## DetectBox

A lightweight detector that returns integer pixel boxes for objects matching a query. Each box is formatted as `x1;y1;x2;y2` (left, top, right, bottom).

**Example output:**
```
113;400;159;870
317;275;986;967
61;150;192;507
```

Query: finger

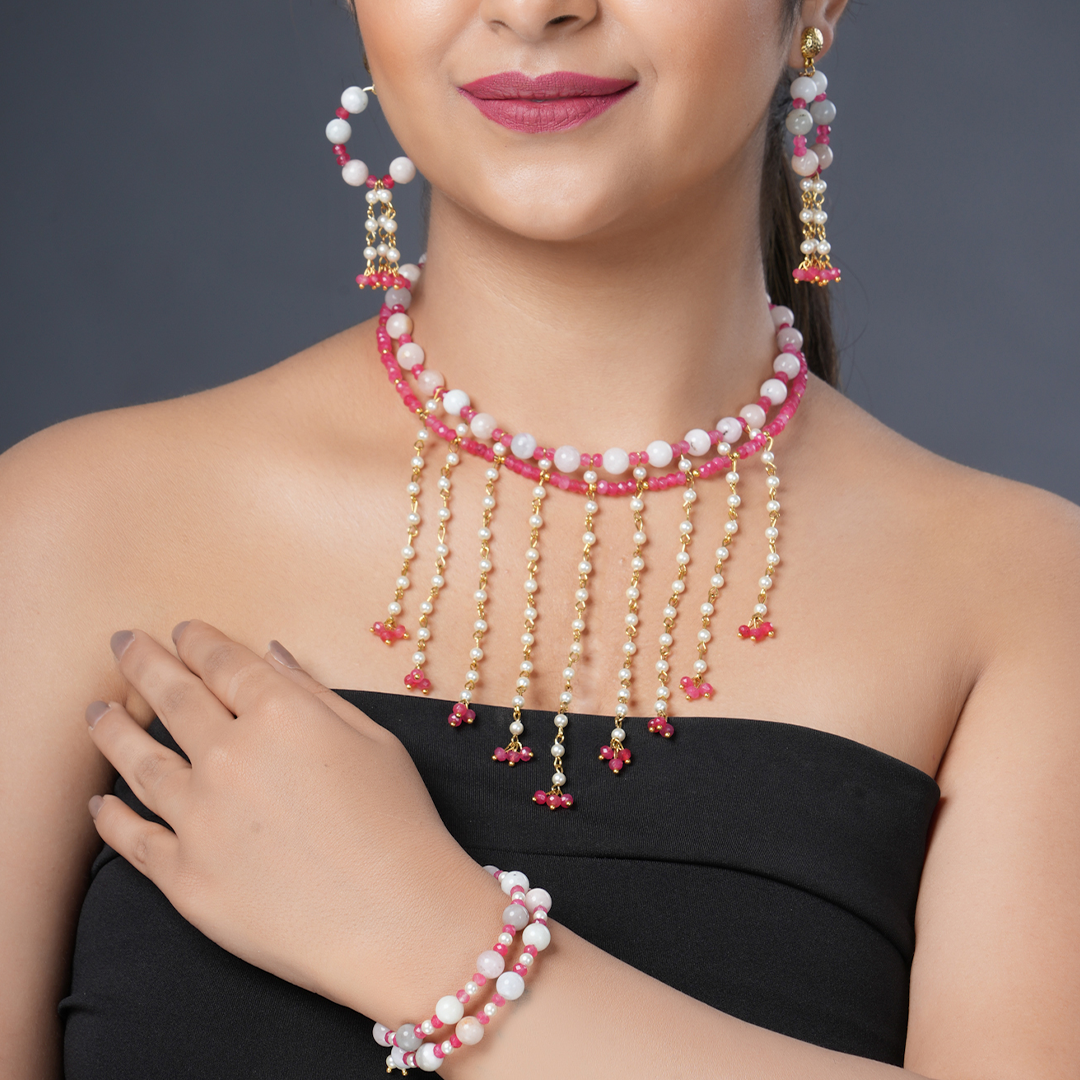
87;700;191;821
90;792;181;887
171;620;297;719
111;628;234;753
265;640;386;738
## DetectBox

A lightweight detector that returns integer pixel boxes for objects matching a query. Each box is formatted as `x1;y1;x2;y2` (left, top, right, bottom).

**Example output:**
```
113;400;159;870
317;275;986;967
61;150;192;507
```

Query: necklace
365;254;807;809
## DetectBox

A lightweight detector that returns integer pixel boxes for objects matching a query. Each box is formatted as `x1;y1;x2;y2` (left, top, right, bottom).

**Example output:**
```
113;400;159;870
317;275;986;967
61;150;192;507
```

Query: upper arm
0;421;131;1078
904;493;1080;1078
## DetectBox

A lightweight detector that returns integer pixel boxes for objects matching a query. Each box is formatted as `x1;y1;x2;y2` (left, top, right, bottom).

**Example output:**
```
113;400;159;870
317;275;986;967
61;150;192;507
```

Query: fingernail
171;621;191;645
85;701;110;728
88;795;104;819
268;640;301;669
110;631;135;660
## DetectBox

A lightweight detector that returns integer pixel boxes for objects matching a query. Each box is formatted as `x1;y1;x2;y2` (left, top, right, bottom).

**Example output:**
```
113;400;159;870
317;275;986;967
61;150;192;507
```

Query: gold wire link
496;466;550;761
739;436;780;642
452;446;506;725
684;459;741;698
405;439;462;691
358;178;402;284
648;460;697;735
539;479;598;803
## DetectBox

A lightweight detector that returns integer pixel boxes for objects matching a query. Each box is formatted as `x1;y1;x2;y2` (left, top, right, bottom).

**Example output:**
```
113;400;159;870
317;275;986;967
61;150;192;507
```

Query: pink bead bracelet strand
372;868;552;1074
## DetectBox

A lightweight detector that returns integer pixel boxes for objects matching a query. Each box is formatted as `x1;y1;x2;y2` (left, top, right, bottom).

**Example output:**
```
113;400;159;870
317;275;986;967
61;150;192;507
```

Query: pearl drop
611;727;626;741
603;447;630;476
740;404;767;429
790;75;819;102
389;156;417;184
325;118;352;144
760;378;788;405
495;972;526;1001
442;388;470;416
552;771;566;785
341;159;369;186
646;440;673;468
340;86;369;114
791;149;820;177
684;428;711;456
694;659;708;673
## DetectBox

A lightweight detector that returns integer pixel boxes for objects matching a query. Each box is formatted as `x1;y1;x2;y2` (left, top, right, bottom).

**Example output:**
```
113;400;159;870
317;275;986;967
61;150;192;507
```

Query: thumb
265;639;370;733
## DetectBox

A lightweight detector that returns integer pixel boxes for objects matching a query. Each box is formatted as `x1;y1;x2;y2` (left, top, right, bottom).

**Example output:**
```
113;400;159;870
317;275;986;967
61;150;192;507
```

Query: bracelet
372;867;552;1074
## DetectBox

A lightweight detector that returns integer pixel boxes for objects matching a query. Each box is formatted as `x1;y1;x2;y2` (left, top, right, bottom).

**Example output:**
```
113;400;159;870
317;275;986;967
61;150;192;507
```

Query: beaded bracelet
372;867;552;1074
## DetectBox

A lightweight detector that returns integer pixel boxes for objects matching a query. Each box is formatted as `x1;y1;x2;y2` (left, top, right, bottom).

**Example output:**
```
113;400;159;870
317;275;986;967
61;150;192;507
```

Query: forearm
437;922;929;1080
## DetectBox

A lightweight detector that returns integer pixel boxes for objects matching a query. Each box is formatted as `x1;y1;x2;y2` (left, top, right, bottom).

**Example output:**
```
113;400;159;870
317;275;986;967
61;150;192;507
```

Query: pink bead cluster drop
371;868;551;1074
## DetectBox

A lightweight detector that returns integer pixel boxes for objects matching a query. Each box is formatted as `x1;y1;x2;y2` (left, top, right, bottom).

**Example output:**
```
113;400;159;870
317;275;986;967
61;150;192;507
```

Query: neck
405;164;780;452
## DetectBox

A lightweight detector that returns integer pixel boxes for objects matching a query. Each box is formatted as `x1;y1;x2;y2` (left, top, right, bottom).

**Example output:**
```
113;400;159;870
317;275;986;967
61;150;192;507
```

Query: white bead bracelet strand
371;867;552;1074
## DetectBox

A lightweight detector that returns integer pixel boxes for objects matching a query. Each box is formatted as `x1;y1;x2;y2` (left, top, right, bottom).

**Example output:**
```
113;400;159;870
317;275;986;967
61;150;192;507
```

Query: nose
479;0;599;43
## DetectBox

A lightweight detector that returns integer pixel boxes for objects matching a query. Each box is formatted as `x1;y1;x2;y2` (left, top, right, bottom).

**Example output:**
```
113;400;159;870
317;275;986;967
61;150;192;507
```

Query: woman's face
355;0;797;243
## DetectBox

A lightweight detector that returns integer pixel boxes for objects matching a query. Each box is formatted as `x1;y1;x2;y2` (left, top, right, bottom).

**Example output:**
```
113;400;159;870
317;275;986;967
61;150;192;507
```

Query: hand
85;620;497;1021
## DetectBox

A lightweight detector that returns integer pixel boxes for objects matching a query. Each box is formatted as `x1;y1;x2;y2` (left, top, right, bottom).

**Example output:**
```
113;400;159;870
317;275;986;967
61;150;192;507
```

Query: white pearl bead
340;86;369;113
518;952;534;967
603;447;630;476
646;440;673;468
611;727;626;741
417;369;445;396
512;433;538;460
415;1043;441;1071
716;417;743;444
468;412;496;440
325;118;352;144
387;601;401;616
760;576;774;590
790;75;819;102
740;404;767;429
760;378;788;405
694;659;708;673
389;156;417;184
377;188;393;203
773;353;801;379
711;573;725;588
484;1002;498;1017
435;995;465;1025
767;499;781;513
421;1019;435;1036
552;771;566;785
510;720;524;735
497;932;513;946
522;922;552;951
341;159;369;186
791;149;820;176
551;743;564;757
496;972;526;1001
442;388;470;416
684;428;711;456
785;108;814;135
659;632;673;648
500;870;530;895
776;327;803;351
554;714;568;726
754;603;769;616
554;445;581;473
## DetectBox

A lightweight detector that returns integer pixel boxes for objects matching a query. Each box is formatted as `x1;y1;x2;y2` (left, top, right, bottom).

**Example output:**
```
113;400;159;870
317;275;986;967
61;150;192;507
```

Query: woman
2;0;1077;1076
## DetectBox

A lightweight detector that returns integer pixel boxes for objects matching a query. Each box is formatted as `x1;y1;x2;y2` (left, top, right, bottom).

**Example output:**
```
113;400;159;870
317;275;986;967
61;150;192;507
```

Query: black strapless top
61;691;939;1076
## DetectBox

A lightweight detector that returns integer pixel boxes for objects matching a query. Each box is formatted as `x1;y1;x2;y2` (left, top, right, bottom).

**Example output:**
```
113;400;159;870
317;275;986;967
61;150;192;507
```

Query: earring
324;85;418;286
787;28;840;286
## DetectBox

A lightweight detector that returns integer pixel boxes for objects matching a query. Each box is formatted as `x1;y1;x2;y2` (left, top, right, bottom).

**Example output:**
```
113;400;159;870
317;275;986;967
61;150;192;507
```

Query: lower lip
459;87;634;134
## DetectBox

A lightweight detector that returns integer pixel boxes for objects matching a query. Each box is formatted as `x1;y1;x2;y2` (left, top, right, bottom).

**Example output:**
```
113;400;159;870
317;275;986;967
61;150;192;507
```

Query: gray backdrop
2;1;1078;502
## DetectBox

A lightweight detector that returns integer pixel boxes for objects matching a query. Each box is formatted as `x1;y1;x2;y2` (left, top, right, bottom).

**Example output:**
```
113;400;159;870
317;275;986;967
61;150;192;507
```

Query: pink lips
459;71;637;133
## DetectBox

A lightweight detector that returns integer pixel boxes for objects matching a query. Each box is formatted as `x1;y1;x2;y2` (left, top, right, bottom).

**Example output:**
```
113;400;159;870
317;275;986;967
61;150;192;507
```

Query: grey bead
396;1024;423;1051
785;108;814;136
809;98;837;125
502;903;530;929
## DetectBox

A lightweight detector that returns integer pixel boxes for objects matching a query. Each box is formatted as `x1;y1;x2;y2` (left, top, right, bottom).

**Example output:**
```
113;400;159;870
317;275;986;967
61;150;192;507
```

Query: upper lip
459;71;637;100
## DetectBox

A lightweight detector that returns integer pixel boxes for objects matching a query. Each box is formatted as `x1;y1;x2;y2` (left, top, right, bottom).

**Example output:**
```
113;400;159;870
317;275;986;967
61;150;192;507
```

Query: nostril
547;15;577;26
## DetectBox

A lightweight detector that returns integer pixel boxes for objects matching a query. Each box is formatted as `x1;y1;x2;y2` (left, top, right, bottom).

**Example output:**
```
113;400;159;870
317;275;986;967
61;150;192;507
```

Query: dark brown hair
764;3;839;386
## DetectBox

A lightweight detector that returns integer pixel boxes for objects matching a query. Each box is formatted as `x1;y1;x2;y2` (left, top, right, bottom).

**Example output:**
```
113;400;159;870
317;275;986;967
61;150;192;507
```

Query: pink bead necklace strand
361;254;808;809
